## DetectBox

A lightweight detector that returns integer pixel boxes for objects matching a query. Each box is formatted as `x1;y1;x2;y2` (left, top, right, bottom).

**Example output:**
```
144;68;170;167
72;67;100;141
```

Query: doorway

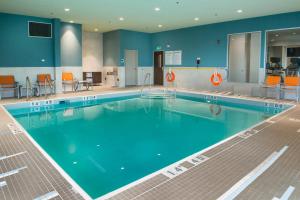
228;32;261;83
154;51;164;85
266;28;300;77
125;50;138;86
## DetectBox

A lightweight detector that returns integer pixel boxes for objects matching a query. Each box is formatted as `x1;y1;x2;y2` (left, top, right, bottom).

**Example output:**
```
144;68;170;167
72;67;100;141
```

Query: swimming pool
5;92;289;199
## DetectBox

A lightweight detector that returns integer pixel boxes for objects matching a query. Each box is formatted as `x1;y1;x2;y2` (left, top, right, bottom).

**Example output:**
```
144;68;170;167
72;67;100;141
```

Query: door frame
153;51;164;85
226;31;262;83
125;49;138;86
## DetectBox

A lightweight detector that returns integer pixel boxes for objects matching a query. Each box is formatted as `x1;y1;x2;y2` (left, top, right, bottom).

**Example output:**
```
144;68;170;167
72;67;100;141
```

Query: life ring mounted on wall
166;71;176;82
210;72;222;86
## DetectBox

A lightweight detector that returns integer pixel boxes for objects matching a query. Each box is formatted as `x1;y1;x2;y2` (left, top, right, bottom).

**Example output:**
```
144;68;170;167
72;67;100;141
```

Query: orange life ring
166;71;175;82
210;72;222;86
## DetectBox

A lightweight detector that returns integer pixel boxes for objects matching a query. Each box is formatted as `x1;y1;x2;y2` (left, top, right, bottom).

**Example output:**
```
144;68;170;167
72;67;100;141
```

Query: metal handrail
26;76;32;101
44;76;54;99
141;72;151;96
140;72;177;99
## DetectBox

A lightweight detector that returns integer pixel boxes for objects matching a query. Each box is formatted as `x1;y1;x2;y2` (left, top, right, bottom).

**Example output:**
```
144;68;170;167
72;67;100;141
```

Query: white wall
83;31;103;72
102;66;154;88
164;67;228;90
249;32;260;83
269;46;282;60
228;34;247;82
163;67;268;97
138;67;154;86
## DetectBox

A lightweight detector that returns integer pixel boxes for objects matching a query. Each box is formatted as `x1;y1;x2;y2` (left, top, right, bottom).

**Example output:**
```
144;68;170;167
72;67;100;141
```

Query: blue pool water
8;96;283;198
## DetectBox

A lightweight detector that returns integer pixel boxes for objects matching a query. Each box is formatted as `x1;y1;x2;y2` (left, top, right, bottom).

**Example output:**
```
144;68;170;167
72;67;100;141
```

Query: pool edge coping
0;89;296;200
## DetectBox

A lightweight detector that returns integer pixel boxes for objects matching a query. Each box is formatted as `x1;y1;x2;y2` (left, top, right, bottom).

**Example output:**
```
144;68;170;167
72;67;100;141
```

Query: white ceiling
268;28;300;46
0;0;300;33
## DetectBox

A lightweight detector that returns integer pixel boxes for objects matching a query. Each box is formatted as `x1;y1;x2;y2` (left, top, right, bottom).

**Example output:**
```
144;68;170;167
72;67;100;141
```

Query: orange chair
37;74;52;85
36;74;55;96
283;76;300;87
261;75;281;99
265;75;281;87
62;72;77;92
0;75;19;99
281;76;300;101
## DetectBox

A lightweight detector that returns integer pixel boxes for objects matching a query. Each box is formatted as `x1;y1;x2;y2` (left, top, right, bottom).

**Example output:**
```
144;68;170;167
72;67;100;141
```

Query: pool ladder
140;72;151;97
43;76;55;99
140;73;176;99
25;76;33;101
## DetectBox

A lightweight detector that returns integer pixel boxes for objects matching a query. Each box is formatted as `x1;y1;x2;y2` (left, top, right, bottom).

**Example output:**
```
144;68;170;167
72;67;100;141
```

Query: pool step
141;92;176;99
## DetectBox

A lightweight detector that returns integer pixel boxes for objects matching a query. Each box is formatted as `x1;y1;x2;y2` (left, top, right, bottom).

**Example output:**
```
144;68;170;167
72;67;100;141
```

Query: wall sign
165;50;182;65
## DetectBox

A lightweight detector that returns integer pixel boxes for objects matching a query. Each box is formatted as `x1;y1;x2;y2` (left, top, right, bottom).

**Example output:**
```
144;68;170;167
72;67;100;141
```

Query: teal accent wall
1;11;300;70
52;18;61;67
0;13;82;68
151;11;300;68
119;30;152;67
60;22;82;66
0;13;54;67
103;30;121;66
103;30;152;67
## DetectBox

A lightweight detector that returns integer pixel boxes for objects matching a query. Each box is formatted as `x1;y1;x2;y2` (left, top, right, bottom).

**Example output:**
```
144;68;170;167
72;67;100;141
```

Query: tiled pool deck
0;88;299;200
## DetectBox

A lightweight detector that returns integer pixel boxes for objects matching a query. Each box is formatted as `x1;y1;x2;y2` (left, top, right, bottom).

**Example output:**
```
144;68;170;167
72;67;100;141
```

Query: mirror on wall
228;32;261;83
266;28;300;77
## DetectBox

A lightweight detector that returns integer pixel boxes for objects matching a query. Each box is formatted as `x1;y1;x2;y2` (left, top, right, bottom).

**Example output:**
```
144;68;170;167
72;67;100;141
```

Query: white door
228;34;247;82
125;50;138;86
249;32;261;83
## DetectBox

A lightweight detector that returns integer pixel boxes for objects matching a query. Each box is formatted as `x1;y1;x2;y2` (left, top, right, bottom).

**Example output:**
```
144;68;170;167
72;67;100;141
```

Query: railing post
26;76;32;101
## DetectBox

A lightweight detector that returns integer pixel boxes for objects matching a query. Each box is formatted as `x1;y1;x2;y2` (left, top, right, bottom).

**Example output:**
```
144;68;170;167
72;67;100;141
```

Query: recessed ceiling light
271;39;275;42
119;17;124;21
237;9;243;13
154;7;160;11
293;32;297;35
94;28;99;32
194;17;199;21
158;24;163;28
275;34;279;37
64;8;70;12
69;20;74;23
